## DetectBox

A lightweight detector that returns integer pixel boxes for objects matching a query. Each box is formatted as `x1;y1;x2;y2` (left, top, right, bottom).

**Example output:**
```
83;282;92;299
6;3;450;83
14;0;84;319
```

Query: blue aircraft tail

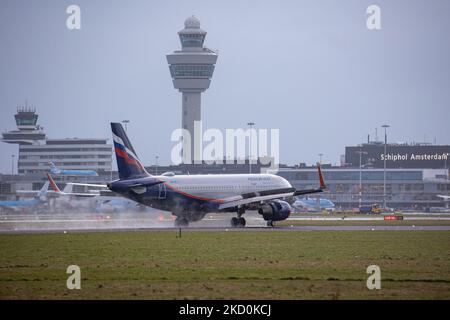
48;161;60;174
111;123;149;180
36;181;50;199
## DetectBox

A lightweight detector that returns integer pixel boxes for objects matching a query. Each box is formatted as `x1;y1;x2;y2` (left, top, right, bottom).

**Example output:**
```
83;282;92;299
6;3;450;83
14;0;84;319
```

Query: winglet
46;173;61;193
317;164;326;190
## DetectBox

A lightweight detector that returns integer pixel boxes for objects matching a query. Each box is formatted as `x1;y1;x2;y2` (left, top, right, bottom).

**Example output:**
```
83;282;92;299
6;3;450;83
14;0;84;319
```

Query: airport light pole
382;124;390;209
11;154;15;175
445;157;448;180
247;122;255;174
155;155;159;175
318;153;323;165
122;120;130;132
356;150;368;208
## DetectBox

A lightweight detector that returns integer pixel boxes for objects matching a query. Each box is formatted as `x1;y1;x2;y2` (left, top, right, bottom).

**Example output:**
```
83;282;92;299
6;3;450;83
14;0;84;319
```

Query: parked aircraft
0;181;49;210
48;161;98;176
293;197;335;212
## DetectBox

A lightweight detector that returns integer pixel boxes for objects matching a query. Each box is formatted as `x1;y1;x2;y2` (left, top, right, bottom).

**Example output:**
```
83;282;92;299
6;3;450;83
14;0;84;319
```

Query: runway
2;225;450;234
1;211;450;234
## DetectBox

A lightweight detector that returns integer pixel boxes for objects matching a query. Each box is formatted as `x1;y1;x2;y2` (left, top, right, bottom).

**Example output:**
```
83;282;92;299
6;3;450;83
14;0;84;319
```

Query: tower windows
179;34;205;47
169;64;215;78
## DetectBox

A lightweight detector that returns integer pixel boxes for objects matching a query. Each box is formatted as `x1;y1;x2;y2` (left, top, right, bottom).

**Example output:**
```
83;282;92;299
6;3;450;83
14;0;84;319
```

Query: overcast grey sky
0;0;449;173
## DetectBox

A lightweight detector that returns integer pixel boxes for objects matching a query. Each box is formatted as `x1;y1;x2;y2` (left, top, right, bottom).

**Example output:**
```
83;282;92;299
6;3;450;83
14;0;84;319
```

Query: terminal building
345;139;450;170
273;167;449;210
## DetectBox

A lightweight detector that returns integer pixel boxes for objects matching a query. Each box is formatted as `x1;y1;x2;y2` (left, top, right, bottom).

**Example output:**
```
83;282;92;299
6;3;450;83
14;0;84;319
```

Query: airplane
0;181;50;209
48;161;99;176
47;173;141;213
46;173;99;197
293;197;335;212
17;178;74;196
73;122;327;227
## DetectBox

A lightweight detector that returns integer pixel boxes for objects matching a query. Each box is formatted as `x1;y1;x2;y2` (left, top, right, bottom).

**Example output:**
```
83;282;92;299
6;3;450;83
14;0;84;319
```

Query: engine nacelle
258;200;291;221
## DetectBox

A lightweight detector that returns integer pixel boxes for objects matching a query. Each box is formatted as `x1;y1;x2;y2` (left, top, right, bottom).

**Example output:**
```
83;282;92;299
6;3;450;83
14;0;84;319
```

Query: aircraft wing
219;189;296;210
66;182;108;188
219;165;326;210
65;192;99;197
16;190;41;195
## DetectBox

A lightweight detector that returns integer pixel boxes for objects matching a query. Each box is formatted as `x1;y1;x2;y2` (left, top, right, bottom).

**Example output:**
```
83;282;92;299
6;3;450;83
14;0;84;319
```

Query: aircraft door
158;183;167;199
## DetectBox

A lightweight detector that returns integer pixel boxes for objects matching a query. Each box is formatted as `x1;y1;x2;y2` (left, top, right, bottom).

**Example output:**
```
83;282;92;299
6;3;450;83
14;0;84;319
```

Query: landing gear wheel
266;220;274;227
175;218;189;227
231;217;246;228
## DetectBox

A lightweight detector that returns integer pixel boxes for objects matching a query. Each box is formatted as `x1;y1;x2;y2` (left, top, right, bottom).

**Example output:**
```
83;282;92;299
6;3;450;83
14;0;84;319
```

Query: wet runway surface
2;225;450;234
1;211;450;234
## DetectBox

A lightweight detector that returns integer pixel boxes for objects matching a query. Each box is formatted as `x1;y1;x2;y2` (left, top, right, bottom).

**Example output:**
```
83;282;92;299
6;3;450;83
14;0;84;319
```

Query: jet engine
258;200;291;221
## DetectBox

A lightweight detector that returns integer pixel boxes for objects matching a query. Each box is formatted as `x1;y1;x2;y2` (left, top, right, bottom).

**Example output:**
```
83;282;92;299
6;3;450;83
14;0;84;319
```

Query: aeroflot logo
171;121;279;169
380;153;449;161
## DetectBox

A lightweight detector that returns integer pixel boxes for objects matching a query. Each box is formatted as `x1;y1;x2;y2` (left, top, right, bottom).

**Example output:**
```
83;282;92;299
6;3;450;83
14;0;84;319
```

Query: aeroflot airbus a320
80;123;327;227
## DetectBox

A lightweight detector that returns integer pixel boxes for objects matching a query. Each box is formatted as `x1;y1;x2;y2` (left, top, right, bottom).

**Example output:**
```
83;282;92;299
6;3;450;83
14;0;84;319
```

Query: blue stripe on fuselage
112;181;221;214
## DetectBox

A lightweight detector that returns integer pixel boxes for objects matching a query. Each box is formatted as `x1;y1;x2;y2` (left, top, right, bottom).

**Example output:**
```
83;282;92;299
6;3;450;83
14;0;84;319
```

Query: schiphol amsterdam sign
380;152;450;162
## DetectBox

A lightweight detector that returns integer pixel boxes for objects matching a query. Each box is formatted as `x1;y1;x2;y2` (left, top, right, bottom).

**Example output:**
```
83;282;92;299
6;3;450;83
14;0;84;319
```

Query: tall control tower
167;16;218;163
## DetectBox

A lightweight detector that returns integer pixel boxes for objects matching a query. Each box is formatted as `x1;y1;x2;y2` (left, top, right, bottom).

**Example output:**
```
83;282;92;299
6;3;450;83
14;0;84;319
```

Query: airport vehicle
293;197;335;212
75;123;326;227
359;203;382;214
0;181;49;209
48;161;98;176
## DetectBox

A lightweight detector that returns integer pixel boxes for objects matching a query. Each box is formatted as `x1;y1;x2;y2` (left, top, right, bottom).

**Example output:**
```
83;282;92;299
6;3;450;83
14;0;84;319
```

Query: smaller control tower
167;16;218;163
2;104;46;145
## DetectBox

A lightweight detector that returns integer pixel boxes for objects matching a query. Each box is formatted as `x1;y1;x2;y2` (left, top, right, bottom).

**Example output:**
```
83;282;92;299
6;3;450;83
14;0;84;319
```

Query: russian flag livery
111;123;149;179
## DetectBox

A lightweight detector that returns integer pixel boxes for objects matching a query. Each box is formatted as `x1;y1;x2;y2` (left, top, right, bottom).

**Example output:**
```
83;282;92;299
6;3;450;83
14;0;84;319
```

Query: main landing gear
231;216;246;228
231;206;246;228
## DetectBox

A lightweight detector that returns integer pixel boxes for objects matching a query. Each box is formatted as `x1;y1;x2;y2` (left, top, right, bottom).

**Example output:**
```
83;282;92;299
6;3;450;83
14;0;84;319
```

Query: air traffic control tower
167;16;218;163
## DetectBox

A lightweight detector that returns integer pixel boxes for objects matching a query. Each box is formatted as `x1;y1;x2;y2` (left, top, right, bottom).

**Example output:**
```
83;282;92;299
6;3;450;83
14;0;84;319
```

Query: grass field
278;219;450;226
0;230;449;299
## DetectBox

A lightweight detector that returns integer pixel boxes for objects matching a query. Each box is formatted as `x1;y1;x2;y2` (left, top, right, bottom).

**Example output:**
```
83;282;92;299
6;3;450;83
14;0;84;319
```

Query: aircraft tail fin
36;181;50;198
62;183;73;193
111;122;149;180
46;173;61;193
317;164;326;190
48;161;61;174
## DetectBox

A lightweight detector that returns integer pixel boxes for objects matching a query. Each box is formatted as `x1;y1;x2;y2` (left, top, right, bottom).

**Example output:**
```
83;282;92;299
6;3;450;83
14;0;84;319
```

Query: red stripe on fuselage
163;182;225;203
